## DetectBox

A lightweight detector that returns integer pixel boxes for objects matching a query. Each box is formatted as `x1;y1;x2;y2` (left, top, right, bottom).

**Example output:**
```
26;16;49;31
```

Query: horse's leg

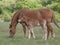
21;23;26;37
47;23;55;38
30;27;35;39
28;28;31;39
28;26;35;39
41;20;47;40
47;27;50;39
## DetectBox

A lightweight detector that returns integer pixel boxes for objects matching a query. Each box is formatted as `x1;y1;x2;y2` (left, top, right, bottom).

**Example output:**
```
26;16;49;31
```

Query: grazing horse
9;8;60;40
9;8;47;40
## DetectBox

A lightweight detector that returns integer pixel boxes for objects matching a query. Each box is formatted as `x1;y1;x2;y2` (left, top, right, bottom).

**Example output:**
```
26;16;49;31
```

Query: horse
9;8;60;40
9;8;47;40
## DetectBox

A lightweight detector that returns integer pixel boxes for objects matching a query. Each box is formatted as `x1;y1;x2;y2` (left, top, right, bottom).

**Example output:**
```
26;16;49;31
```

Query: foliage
0;7;11;22
55;12;60;22
46;2;60;13
15;0;43;10
0;0;60;22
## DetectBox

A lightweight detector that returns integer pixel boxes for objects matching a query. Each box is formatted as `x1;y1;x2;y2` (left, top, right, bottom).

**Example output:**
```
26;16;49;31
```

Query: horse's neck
12;10;20;25
11;17;18;27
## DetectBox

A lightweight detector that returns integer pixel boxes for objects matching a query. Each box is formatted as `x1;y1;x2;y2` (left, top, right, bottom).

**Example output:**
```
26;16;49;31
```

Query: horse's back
39;8;54;22
18;9;43;26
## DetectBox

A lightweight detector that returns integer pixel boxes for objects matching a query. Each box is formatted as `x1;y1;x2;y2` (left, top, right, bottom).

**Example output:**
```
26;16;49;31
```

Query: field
0;22;60;45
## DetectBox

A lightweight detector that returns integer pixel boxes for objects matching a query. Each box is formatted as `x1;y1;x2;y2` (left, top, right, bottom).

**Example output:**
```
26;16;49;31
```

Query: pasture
0;22;60;45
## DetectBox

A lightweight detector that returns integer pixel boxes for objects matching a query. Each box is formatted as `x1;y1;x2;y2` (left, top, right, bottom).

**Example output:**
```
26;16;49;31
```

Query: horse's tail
52;14;60;28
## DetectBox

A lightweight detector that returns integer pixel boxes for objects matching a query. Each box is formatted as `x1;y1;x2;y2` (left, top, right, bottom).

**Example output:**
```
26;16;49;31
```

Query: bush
0;8;11;22
46;2;60;13
14;1;43;10
55;12;60;22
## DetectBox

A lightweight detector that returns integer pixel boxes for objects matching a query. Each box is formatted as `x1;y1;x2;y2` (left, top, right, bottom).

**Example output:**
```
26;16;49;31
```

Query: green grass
0;22;60;45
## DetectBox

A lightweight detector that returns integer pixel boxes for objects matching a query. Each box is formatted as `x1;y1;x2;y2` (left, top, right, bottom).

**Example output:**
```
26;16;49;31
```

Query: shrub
46;2;60;13
14;1;43;10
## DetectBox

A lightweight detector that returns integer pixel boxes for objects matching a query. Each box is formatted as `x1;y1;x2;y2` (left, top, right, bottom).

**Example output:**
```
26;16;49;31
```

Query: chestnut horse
9;8;47;40
9;8;60;40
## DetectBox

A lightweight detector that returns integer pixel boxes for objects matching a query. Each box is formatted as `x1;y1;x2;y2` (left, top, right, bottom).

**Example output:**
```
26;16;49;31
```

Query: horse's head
9;24;16;38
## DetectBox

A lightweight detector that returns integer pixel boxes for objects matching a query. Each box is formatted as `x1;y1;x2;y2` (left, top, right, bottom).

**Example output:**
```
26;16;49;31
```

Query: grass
0;22;60;45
